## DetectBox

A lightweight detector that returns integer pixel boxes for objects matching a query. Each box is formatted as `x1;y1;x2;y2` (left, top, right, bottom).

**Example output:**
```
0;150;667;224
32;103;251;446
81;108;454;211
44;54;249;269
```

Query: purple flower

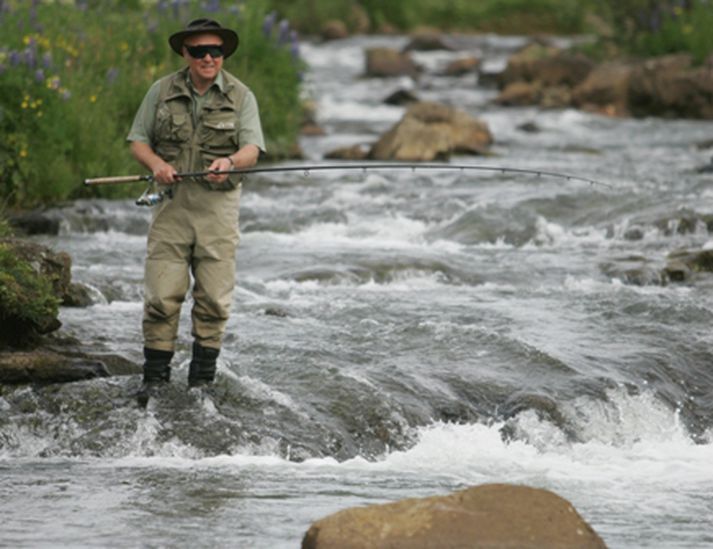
106;67;119;85
42;52;53;69
202;0;220;13
9;50;21;66
61;89;71;100
277;19;290;45
289;30;300;59
34;68;44;83
23;43;37;68
262;11;276;38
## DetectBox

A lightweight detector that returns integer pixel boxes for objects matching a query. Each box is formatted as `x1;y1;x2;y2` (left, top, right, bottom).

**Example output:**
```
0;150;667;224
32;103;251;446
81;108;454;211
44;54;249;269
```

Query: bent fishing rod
83;162;613;206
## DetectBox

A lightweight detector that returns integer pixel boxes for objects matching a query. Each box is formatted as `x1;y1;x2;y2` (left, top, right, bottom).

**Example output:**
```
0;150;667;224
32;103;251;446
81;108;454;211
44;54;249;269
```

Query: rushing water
2;34;713;548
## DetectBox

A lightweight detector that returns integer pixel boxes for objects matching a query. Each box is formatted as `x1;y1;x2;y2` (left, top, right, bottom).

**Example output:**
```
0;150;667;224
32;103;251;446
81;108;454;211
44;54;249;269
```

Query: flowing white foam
94;387;712;490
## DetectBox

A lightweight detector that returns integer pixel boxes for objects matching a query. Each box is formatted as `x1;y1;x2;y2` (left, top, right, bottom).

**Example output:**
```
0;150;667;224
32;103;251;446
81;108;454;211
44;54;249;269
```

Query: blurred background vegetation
0;0;710;209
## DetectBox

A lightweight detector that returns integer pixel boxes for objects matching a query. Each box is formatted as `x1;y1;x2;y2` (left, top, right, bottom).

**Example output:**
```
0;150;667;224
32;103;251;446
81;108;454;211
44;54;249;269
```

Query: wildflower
20;149;28;158
23;46;37;69
90;95;97;103
203;0;220;13
46;75;60;90
9;51;22;66
60;88;71;101
120;42;129;53
262;11;277;38
42;51;52;69
290;30;300;60
34;68;44;83
278;19;290;45
106;67;119;85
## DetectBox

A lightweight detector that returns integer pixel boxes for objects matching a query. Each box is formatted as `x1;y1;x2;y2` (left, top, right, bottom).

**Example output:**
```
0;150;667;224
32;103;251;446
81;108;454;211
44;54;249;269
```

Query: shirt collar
184;69;226;95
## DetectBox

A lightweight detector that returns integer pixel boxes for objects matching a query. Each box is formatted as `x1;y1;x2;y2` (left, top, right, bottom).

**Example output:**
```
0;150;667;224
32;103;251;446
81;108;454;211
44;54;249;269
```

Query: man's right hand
152;161;179;185
130;141;179;185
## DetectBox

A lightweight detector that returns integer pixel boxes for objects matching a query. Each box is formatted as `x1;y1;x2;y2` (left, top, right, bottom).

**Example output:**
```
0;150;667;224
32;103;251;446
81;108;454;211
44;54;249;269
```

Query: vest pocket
201;111;239;149
156;109;191;143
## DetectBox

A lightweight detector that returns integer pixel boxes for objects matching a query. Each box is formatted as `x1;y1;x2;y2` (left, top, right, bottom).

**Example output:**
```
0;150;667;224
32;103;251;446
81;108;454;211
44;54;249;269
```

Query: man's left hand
206;157;233;183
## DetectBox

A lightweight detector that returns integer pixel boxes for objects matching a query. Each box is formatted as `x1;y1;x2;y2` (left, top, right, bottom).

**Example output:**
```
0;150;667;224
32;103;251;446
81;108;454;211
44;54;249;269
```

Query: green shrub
0;0;303;208
594;0;713;63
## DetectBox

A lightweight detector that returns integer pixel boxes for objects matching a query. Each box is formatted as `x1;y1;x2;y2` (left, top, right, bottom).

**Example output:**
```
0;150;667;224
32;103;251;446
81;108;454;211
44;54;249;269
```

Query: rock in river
302;483;606;549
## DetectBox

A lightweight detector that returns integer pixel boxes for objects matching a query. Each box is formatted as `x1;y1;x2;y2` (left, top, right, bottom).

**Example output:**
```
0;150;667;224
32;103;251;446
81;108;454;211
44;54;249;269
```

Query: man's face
183;33;224;83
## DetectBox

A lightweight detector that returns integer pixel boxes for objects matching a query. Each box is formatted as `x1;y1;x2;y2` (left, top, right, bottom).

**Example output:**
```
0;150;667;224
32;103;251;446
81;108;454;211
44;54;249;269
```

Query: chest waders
139;68;248;404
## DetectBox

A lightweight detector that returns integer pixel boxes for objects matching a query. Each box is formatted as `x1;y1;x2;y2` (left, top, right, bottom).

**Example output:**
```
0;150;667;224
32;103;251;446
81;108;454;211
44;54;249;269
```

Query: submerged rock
0;351;109;384
302;483;607;549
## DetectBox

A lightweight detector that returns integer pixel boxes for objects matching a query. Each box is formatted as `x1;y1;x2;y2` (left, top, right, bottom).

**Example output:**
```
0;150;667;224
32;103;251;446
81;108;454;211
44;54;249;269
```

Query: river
2;34;713;548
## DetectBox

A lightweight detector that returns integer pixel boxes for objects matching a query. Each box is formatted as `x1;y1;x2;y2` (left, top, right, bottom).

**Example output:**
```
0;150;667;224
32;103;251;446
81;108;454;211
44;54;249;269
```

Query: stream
2;33;713;548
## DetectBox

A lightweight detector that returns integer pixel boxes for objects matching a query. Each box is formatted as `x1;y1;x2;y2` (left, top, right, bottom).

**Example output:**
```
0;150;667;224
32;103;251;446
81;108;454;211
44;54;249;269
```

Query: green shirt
127;70;266;152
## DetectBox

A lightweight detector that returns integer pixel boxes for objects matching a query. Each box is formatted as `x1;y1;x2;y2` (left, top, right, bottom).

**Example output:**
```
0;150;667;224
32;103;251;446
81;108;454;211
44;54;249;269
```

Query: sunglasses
185;44;224;59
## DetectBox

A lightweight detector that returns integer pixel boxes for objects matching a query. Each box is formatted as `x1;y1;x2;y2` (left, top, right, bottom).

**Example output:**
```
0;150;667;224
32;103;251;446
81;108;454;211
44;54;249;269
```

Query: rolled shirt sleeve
126;81;161;145
239;90;266;153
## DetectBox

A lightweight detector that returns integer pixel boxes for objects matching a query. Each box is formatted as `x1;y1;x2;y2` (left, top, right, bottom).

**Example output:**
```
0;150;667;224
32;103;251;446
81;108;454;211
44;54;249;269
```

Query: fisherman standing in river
127;18;265;405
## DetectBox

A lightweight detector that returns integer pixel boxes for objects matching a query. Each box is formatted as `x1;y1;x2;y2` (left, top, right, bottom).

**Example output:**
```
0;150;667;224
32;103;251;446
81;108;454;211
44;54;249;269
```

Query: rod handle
83;174;151;186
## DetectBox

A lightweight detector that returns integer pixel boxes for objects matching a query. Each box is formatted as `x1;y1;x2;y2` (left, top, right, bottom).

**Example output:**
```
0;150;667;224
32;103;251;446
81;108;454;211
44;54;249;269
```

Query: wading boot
136;347;173;408
188;342;219;388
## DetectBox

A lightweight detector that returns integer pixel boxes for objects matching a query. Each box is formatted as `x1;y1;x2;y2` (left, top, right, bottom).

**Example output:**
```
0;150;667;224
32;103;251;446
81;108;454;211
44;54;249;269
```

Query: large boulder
572;62;634;117
369;101;493;161
403;28;458;52
498;44;594;89
496;81;542;106
365;47;420;78
302;483;607;549
629;55;713;118
321;20;348;41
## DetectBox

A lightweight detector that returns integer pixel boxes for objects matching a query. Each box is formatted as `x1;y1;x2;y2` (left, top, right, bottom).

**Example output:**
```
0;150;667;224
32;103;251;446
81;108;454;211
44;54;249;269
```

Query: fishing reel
136;185;173;207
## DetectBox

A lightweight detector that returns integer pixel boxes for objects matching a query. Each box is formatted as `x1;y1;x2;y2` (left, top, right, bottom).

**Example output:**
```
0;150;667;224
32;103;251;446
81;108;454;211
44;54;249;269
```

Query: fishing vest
153;67;248;190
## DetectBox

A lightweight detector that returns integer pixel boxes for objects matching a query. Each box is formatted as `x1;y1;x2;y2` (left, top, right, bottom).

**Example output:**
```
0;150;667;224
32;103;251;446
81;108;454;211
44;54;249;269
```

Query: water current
2;34;713;548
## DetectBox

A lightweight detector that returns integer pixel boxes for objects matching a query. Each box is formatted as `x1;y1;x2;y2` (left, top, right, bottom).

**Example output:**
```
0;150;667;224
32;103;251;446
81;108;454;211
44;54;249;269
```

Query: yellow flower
90;95;97;103
36;111;43;118
23;35;31;46
19;149;28;158
21;101;29;109
120;42;129;52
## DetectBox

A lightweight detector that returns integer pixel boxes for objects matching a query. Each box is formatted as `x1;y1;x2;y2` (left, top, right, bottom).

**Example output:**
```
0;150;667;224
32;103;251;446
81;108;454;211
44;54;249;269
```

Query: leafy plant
0;242;61;346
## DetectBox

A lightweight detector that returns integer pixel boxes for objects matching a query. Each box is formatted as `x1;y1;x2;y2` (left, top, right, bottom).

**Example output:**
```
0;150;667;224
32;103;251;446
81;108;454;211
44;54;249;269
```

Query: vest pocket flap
203;120;236;131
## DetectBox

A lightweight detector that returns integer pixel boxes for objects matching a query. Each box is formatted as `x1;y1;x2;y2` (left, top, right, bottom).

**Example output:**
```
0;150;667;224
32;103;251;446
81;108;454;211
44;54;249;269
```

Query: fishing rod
82;162;612;206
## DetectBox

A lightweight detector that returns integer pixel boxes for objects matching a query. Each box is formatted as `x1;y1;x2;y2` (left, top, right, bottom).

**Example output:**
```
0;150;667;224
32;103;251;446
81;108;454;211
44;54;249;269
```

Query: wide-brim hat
169;18;239;58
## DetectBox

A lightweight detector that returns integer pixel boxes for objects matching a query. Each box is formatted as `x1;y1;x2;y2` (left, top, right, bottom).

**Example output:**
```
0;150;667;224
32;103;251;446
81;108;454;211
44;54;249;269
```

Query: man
127;18;265;404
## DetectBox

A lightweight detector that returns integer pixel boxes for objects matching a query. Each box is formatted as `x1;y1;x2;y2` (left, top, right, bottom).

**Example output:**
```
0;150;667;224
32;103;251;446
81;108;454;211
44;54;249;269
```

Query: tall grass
0;0;303;208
